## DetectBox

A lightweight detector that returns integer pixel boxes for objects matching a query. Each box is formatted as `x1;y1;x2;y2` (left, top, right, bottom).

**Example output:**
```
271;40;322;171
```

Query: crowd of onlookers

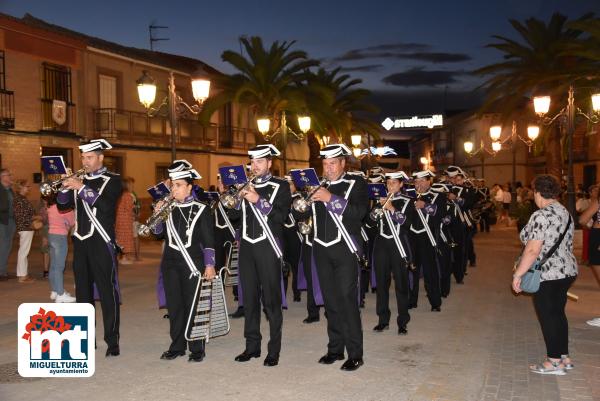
0;167;142;302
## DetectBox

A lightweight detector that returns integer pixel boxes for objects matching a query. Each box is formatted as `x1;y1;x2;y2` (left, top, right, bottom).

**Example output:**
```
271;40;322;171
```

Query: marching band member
229;144;291;367
57;139;122;357
294;144;368;371
431;182;456;298
446;166;477;282
409;170;447;312
367;171;414;335
152;166;215;362
283;176;302;302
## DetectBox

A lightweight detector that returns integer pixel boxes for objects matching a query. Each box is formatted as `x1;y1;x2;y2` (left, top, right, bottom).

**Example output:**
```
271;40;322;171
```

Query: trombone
219;174;256;209
40;168;86;196
292;179;329;213
369;192;394;220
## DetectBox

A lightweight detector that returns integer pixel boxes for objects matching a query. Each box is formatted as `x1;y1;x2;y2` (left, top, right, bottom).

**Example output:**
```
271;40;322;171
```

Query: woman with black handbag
512;175;577;375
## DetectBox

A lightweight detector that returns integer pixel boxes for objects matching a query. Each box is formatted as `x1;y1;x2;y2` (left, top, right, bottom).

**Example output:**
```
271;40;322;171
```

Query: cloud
382;67;466;87
330;42;471;64
338;64;384;72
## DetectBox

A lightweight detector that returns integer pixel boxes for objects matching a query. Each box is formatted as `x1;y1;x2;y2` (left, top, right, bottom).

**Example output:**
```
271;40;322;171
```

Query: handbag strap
537;215;571;268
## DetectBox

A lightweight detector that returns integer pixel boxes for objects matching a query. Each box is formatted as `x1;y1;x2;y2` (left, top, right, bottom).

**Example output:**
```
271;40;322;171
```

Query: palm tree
199;36;318;155
475;13;594;177
303;68;380;172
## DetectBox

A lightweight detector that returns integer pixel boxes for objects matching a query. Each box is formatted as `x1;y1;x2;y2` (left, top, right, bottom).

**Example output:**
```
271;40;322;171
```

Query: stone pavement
0;226;598;401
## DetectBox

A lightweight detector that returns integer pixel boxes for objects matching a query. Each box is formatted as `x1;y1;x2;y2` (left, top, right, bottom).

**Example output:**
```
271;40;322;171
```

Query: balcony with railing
93;108;255;151
0;89;14;129
41;99;77;133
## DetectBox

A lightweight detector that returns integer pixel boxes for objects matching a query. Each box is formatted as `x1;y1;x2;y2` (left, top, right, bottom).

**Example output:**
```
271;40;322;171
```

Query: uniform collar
254;173;272;184
177;195;194;204
86;167;107;177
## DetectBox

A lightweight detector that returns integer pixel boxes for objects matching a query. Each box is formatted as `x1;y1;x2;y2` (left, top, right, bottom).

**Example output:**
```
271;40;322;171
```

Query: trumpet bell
39;182;54;197
298;217;312;235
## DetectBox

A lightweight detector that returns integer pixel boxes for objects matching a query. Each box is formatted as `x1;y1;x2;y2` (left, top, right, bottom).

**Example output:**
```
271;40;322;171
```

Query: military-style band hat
385;171;410;181
79;139;112;153
168;159;193;173
319;144;352;159
248;144;281;159
412;170;435;179
169;168;201;181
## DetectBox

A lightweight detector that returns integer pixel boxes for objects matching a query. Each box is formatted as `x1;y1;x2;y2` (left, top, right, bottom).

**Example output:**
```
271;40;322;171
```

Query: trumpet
292;179;329;213
40;168;86;196
369;192;394;220
138;195;176;237
219;174;256;209
298;216;313;235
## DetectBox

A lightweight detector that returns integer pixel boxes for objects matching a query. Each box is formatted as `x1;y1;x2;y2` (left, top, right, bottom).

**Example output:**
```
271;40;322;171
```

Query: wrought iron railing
93;108;255;150
0;89;15;129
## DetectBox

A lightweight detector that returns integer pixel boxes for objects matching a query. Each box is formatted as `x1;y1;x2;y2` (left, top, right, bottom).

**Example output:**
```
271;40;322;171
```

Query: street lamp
256;111;311;174
532;86;600;218
351;134;362;147
137;69;211;160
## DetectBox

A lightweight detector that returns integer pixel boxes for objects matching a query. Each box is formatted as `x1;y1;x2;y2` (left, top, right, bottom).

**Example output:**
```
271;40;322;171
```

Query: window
41;63;75;131
98;74;117;109
155;164;170;183
0;51;5;91
103;155;123;176
218;102;233;147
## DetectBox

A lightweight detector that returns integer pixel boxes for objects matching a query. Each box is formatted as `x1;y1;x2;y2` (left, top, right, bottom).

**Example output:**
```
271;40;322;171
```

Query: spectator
115;177;135;264
46;194;76;302
500;184;512;225
513;174;577;375
13;179;39;283
580;184;600;328
515;189;536;233
0;168;15;281
38;196;50;279
577;187;594;264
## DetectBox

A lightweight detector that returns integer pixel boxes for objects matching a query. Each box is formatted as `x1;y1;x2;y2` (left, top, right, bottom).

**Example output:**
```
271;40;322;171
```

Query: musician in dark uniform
409;170;447;312
283;176;302;302
57;139;122;357
446;166;477;281
229;144;291;367
367;171;414;335
294;144;368;371
431;182;456;298
152;166;216;362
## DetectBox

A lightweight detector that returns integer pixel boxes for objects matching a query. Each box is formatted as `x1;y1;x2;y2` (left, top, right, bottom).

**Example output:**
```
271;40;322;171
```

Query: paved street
0;226;598;401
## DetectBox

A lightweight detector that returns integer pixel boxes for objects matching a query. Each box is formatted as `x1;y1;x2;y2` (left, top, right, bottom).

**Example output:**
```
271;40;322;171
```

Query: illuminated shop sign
381;115;444;130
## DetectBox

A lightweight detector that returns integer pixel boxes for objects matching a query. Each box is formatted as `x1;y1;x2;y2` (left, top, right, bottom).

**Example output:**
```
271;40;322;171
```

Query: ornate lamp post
137;69;210;160
533;86;600;217
256;111;311;174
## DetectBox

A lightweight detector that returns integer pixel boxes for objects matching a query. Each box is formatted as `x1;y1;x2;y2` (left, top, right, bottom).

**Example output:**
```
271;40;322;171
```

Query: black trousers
314;241;363;359
373;237;410;328
410;233;442;309
450;221;467;283
283;230;301;298
466;225;476;266
161;261;205;354
302;241;319;318
438;238;453;298
533;276;576;359
73;235;120;348
479;212;490;232
239;239;283;358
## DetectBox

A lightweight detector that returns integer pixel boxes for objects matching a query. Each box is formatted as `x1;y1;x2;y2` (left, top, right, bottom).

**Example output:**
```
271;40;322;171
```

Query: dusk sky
2;0;599;116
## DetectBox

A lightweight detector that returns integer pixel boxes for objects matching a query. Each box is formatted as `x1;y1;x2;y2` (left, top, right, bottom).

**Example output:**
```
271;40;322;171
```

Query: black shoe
373;323;389;332
234;296;238;302
163;314;169;319
293;294;301;302
408;303;417;309
42;271;49;279
456;280;464;285
370;288;376;293
431;306;441;312
229;307;244;318
398;326;408;335
106;345;120;357
161;350;185;360
263;355;279;366
318;353;344;364
359;300;365;308
303;316;320;324
188;352;205;362
340;358;364;371
234;350;260;362
441;293;449;298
